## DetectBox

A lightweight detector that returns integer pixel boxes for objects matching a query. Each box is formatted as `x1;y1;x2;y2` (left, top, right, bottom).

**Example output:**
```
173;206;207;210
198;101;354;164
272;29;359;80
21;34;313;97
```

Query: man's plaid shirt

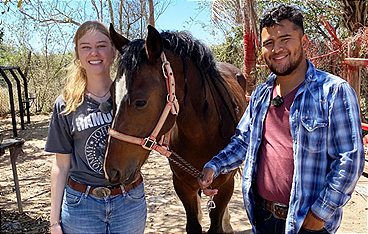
205;61;365;234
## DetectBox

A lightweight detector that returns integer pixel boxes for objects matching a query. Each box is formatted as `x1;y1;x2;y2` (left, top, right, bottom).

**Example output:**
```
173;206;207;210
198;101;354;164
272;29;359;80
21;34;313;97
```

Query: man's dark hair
260;4;304;34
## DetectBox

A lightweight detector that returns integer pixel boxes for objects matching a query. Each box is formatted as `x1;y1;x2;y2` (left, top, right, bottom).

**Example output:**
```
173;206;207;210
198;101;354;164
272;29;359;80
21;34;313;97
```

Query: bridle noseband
109;52;179;157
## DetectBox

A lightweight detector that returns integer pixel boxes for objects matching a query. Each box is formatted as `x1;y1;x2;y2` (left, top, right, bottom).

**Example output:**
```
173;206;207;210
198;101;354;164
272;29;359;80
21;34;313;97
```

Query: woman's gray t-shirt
45;95;114;186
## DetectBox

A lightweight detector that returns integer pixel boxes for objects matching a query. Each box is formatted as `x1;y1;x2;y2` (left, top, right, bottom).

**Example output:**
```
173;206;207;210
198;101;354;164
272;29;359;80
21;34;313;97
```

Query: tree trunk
148;0;155;27
107;0;114;27
339;0;367;103
241;0;257;96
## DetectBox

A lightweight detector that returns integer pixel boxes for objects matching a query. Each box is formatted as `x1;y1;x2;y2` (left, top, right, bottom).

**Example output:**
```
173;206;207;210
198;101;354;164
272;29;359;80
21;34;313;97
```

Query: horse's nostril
108;168;121;183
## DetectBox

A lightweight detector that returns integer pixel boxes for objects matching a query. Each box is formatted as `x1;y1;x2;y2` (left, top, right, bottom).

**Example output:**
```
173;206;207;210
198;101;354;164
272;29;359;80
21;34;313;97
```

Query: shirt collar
305;60;317;82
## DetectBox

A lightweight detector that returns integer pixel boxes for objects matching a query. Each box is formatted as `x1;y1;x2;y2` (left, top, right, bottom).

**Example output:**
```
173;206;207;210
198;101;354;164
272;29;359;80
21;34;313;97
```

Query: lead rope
109;51;215;212
166;151;203;179
165;151;216;212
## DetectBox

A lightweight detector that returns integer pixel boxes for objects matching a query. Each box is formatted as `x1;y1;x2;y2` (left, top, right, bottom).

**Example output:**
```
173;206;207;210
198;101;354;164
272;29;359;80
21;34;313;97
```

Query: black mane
161;31;216;72
115;30;239;127
116;30;219;81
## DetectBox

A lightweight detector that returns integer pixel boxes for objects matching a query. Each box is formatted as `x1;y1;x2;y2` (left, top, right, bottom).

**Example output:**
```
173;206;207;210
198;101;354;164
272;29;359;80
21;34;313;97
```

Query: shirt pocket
300;113;328;154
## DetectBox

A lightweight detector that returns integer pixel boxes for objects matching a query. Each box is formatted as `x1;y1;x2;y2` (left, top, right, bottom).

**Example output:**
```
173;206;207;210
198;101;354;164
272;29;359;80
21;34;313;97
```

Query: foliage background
0;0;367;126
209;0;368;124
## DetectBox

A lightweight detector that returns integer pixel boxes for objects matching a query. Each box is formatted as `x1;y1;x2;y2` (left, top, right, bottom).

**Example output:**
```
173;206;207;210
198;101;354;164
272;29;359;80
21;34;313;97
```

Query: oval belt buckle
92;187;111;198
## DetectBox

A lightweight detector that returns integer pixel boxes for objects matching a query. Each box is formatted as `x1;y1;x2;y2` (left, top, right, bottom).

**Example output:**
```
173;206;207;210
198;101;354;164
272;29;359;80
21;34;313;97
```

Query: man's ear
302;34;309;50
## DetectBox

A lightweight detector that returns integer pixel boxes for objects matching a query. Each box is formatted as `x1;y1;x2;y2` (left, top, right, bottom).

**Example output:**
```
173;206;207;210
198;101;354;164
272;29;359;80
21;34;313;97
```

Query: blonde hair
62;21;112;114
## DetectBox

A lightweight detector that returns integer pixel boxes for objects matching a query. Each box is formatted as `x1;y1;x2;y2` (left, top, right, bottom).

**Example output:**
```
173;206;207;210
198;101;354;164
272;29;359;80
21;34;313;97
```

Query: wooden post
10;146;23;213
344;58;368;67
0;138;25;212
345;42;362;103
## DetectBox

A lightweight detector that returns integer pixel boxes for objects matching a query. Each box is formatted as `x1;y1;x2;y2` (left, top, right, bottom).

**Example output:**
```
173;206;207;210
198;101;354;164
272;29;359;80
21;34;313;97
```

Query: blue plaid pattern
205;61;365;234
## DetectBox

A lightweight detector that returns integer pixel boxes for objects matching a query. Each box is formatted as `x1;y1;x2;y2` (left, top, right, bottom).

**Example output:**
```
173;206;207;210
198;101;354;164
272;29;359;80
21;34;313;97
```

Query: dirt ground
0;114;367;233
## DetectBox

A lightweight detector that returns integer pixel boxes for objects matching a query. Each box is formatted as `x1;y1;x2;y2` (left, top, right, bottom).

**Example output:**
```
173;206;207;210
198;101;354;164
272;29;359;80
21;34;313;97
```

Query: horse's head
104;25;178;185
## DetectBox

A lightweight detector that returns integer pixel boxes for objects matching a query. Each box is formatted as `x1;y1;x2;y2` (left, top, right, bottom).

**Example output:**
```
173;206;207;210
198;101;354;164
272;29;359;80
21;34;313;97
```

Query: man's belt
263;198;289;220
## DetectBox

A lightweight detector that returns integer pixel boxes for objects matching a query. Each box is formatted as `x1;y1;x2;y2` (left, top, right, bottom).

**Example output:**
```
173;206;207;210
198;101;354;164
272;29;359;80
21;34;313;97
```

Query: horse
104;24;247;233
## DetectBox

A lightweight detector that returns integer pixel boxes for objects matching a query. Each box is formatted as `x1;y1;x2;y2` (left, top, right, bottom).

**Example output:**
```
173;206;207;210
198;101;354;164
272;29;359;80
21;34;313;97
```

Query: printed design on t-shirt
77;110;113;174
76;111;113;131
85;124;109;174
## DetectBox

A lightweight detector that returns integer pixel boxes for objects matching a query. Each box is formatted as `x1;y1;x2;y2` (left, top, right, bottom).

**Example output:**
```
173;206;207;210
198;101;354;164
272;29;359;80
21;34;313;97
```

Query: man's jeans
61;183;147;234
255;206;329;234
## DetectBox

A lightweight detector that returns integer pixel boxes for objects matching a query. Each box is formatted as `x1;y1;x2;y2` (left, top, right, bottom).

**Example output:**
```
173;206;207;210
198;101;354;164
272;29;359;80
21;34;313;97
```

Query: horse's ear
109;23;130;54
145;25;163;63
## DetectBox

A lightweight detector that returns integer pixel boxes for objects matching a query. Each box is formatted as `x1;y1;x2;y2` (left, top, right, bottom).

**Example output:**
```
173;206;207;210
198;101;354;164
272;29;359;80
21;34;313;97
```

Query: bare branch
18;8;80;25
90;0;100;21
99;0;103;22
107;0;114;26
119;0;123;32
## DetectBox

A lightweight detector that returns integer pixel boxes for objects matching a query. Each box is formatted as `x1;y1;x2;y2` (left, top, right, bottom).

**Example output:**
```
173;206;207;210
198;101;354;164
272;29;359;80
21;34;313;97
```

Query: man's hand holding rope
198;168;218;196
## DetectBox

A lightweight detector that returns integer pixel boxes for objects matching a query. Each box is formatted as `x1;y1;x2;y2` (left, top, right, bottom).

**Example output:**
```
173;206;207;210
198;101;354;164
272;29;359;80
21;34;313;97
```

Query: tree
211;26;244;70
0;0;172;112
2;0;170;37
148;0;155;27
212;0;258;96
209;0;367;120
338;0;367;101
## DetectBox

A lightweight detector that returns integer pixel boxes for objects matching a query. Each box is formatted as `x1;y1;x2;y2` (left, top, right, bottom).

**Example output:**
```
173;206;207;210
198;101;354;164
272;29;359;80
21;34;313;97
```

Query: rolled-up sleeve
312;82;365;220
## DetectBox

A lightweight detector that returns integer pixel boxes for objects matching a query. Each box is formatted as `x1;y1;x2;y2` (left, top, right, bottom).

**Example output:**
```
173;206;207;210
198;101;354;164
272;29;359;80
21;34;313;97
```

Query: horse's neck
175;69;235;145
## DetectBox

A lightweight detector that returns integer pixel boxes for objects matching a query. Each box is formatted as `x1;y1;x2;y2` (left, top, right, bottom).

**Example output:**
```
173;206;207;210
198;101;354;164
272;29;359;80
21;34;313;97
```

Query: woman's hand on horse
198;168;218;196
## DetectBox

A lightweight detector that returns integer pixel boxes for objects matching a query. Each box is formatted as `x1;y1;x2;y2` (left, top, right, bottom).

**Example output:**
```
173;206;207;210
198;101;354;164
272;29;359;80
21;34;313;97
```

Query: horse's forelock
114;39;146;97
119;39;146;74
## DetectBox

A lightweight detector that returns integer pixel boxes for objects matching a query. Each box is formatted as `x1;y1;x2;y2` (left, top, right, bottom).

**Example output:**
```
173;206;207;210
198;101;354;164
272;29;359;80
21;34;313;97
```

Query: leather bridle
108;52;179;157
108;50;219;206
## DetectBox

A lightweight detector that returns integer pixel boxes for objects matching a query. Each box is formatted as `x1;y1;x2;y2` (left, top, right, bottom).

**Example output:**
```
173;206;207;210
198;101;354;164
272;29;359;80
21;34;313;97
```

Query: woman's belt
67;175;143;198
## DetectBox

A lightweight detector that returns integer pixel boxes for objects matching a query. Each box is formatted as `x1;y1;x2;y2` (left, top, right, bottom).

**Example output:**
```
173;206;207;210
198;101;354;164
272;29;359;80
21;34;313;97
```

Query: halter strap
109;51;179;156
161;52;179;115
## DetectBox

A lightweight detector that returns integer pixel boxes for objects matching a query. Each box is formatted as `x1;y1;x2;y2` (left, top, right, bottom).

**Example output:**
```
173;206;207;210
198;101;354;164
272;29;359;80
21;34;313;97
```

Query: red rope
362;122;368;131
309;49;341;61
320;16;342;48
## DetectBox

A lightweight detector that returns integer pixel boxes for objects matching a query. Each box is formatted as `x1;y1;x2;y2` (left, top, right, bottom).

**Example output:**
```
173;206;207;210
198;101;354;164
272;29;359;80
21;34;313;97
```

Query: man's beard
267;51;304;76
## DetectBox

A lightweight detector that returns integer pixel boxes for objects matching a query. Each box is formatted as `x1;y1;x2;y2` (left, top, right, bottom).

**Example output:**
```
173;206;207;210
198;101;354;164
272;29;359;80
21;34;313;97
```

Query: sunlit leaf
17;0;23;9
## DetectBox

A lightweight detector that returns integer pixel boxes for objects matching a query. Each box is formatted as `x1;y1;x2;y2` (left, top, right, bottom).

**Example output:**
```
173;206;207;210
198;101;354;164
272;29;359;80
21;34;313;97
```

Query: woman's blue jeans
60;182;147;234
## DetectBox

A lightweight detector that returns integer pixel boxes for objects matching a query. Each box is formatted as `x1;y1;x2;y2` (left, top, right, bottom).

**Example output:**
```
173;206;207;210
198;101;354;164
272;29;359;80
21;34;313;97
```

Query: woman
45;21;147;234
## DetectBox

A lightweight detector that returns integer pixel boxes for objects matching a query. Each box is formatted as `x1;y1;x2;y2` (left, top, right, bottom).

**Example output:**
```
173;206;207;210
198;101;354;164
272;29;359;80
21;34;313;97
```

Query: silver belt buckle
92;187;111;198
272;202;288;220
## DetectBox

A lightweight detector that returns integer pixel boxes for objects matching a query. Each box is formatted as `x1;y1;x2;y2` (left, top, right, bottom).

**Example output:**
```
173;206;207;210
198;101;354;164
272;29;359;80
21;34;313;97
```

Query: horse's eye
134;99;147;109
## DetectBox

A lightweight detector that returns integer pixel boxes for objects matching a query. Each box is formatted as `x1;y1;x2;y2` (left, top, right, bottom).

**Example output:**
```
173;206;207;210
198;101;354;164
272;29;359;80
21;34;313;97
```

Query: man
198;4;365;234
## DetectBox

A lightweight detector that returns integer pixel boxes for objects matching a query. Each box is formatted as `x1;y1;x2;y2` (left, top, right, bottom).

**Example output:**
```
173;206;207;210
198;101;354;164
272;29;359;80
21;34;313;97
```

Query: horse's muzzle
105;166;138;185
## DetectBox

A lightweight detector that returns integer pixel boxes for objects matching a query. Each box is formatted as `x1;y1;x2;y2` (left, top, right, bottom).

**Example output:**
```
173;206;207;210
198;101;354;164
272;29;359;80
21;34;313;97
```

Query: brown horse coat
105;25;247;233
